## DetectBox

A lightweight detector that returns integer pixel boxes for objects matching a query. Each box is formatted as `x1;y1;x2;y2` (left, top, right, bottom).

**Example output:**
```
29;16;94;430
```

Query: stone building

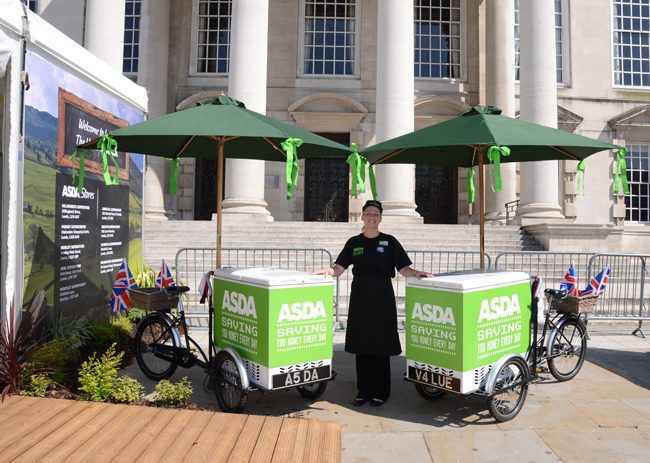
32;0;650;251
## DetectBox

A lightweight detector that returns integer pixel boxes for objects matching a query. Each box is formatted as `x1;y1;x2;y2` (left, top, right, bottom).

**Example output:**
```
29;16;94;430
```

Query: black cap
362;200;383;213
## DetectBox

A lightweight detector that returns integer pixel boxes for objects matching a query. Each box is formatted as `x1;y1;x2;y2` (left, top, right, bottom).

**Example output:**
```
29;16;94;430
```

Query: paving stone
343;431;432;463
572;399;650;427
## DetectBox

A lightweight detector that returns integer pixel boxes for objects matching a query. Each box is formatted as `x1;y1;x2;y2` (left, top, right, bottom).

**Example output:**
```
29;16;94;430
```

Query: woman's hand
414;271;434;280
311;264;345;278
399;266;434;280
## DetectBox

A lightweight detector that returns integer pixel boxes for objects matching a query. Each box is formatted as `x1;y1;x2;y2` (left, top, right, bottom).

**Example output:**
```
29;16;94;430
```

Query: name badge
376;246;385;253
379;241;388;246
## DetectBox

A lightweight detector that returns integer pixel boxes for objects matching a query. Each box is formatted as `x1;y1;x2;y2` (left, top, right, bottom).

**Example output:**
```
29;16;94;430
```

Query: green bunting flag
466;167;475;204
613;147;630;195
70;148;91;194
168;158;179;195
486;145;511;192
577;160;586;196
98;134;120;185
282;137;303;200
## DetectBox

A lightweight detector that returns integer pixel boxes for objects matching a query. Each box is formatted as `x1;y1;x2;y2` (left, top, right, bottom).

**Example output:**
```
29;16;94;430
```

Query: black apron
345;275;402;356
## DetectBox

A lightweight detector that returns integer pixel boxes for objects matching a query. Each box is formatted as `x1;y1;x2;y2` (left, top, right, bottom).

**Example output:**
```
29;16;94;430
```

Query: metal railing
494;251;596;288
175;247;334;312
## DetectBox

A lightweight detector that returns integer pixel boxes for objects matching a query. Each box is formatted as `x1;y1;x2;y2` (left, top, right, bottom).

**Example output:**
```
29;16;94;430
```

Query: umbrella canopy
361;106;622;268
78;95;353;268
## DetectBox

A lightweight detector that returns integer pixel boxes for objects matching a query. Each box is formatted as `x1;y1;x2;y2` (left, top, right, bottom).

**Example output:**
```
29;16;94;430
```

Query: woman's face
362;206;382;229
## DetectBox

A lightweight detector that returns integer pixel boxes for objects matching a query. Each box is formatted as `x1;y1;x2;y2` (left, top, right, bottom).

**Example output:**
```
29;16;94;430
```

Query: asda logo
478;295;521;323
411;303;456;326
222;290;257;318
277;301;327;322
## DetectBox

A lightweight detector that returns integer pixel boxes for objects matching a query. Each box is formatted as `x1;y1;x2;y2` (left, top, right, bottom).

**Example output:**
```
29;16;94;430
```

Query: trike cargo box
213;267;334;390
405;270;532;394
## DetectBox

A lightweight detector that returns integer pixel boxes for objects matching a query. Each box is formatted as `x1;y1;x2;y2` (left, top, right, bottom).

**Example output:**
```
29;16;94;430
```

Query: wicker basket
130;288;179;311
550;294;598;314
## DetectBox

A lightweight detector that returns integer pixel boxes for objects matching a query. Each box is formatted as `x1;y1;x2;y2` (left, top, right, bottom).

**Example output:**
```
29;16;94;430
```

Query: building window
195;0;232;74
28;1;39;13
123;0;141;74
414;0;461;79
625;144;650;222
613;0;650;88
300;0;357;76
515;0;568;84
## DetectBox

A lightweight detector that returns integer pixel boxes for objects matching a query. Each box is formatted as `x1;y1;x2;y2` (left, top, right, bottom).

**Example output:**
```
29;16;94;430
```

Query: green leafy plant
78;343;124;402
111;375;144;403
126;308;147;324
0;298;44;401
154;376;193;406
20;374;51;397
134;260;156;288
20;338;73;386
87;322;120;349
111;318;134;336
50;315;90;349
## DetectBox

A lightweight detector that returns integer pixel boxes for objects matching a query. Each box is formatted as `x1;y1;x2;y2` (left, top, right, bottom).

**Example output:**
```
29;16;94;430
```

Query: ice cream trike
403;270;592;422
130;267;336;413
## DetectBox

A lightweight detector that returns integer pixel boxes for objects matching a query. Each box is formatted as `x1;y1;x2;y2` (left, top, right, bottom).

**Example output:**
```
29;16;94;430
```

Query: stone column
137;0;171;221
485;0;516;223
84;0;126;72
222;0;272;222
374;0;422;223
514;0;564;223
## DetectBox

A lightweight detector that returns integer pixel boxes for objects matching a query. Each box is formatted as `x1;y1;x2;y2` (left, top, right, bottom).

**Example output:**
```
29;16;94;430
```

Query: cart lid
213;267;332;287
407;269;530;292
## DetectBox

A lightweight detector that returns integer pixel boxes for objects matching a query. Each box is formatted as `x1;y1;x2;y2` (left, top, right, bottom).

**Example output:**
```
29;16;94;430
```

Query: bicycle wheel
134;315;179;381
214;351;248;413
548;318;587;382
487;356;529;422
414;382;446;401
296;382;327;400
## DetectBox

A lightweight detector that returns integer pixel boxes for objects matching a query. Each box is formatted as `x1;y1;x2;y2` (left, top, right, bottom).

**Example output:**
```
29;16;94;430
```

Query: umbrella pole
216;138;225;269
478;146;485;269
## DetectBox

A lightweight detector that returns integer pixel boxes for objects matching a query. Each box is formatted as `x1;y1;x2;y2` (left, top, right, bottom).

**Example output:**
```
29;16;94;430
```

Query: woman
312;200;433;407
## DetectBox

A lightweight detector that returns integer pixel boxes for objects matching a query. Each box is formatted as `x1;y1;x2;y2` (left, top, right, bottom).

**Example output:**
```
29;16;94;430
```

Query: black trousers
355;354;391;401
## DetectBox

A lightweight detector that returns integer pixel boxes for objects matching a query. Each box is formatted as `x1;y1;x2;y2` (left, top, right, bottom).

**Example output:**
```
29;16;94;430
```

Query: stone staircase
144;220;542;269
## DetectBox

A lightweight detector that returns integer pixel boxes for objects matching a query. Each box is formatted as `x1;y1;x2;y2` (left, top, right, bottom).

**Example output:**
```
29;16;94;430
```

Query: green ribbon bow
486;145;511;192
346;144;378;200
98;134;120;185
613;147;630;195
167;158;179;195
281;138;303;199
466;167;475;204
70;148;91;194
577;160;586;196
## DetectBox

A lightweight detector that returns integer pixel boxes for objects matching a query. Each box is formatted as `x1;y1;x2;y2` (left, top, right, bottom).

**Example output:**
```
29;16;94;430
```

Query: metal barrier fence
175;247;333;313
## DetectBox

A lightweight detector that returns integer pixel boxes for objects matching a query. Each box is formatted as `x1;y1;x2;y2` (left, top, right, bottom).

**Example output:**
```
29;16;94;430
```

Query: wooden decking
0;396;341;463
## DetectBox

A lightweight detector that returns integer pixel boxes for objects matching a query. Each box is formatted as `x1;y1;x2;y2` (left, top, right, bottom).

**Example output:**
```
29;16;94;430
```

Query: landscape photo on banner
22;51;145;329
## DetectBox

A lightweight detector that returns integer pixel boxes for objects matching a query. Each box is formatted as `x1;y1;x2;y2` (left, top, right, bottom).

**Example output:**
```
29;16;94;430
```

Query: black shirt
335;233;412;278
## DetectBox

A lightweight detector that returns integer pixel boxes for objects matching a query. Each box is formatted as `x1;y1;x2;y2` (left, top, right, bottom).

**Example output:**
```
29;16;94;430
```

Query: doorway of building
304;133;350;222
194;158;225;221
415;165;458;224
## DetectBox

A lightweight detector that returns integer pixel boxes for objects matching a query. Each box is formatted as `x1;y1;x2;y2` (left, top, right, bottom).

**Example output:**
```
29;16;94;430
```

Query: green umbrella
78;95;353;268
361;106;622;268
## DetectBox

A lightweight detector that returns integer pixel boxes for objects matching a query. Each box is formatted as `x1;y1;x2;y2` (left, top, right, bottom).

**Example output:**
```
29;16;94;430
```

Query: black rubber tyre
414;382;446;401
134;315;179;381
296;381;327;400
214;351;248;413
548;318;587;382
487;356;529;422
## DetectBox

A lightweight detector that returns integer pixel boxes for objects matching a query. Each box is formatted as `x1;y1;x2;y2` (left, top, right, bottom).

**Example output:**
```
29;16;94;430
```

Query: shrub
50;315;90;349
111;375;144;403
78;343;123;402
20;374;51;397
154;376;193;406
20;338;73;386
87;322;120;349
126;308;147;324
112;318;133;337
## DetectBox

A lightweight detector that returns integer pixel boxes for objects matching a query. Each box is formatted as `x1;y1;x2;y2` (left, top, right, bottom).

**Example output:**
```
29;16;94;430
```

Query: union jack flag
559;262;579;297
580;265;610;296
155;259;175;289
110;259;138;312
198;270;215;305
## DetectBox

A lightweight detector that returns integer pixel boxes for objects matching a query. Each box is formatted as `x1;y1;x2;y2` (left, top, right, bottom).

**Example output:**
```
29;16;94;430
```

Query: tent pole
216;138;225;269
478;146;485;269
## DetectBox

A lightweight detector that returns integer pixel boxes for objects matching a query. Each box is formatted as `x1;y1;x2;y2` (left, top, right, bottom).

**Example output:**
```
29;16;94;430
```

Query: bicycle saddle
164;286;191;295
544;288;567;300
